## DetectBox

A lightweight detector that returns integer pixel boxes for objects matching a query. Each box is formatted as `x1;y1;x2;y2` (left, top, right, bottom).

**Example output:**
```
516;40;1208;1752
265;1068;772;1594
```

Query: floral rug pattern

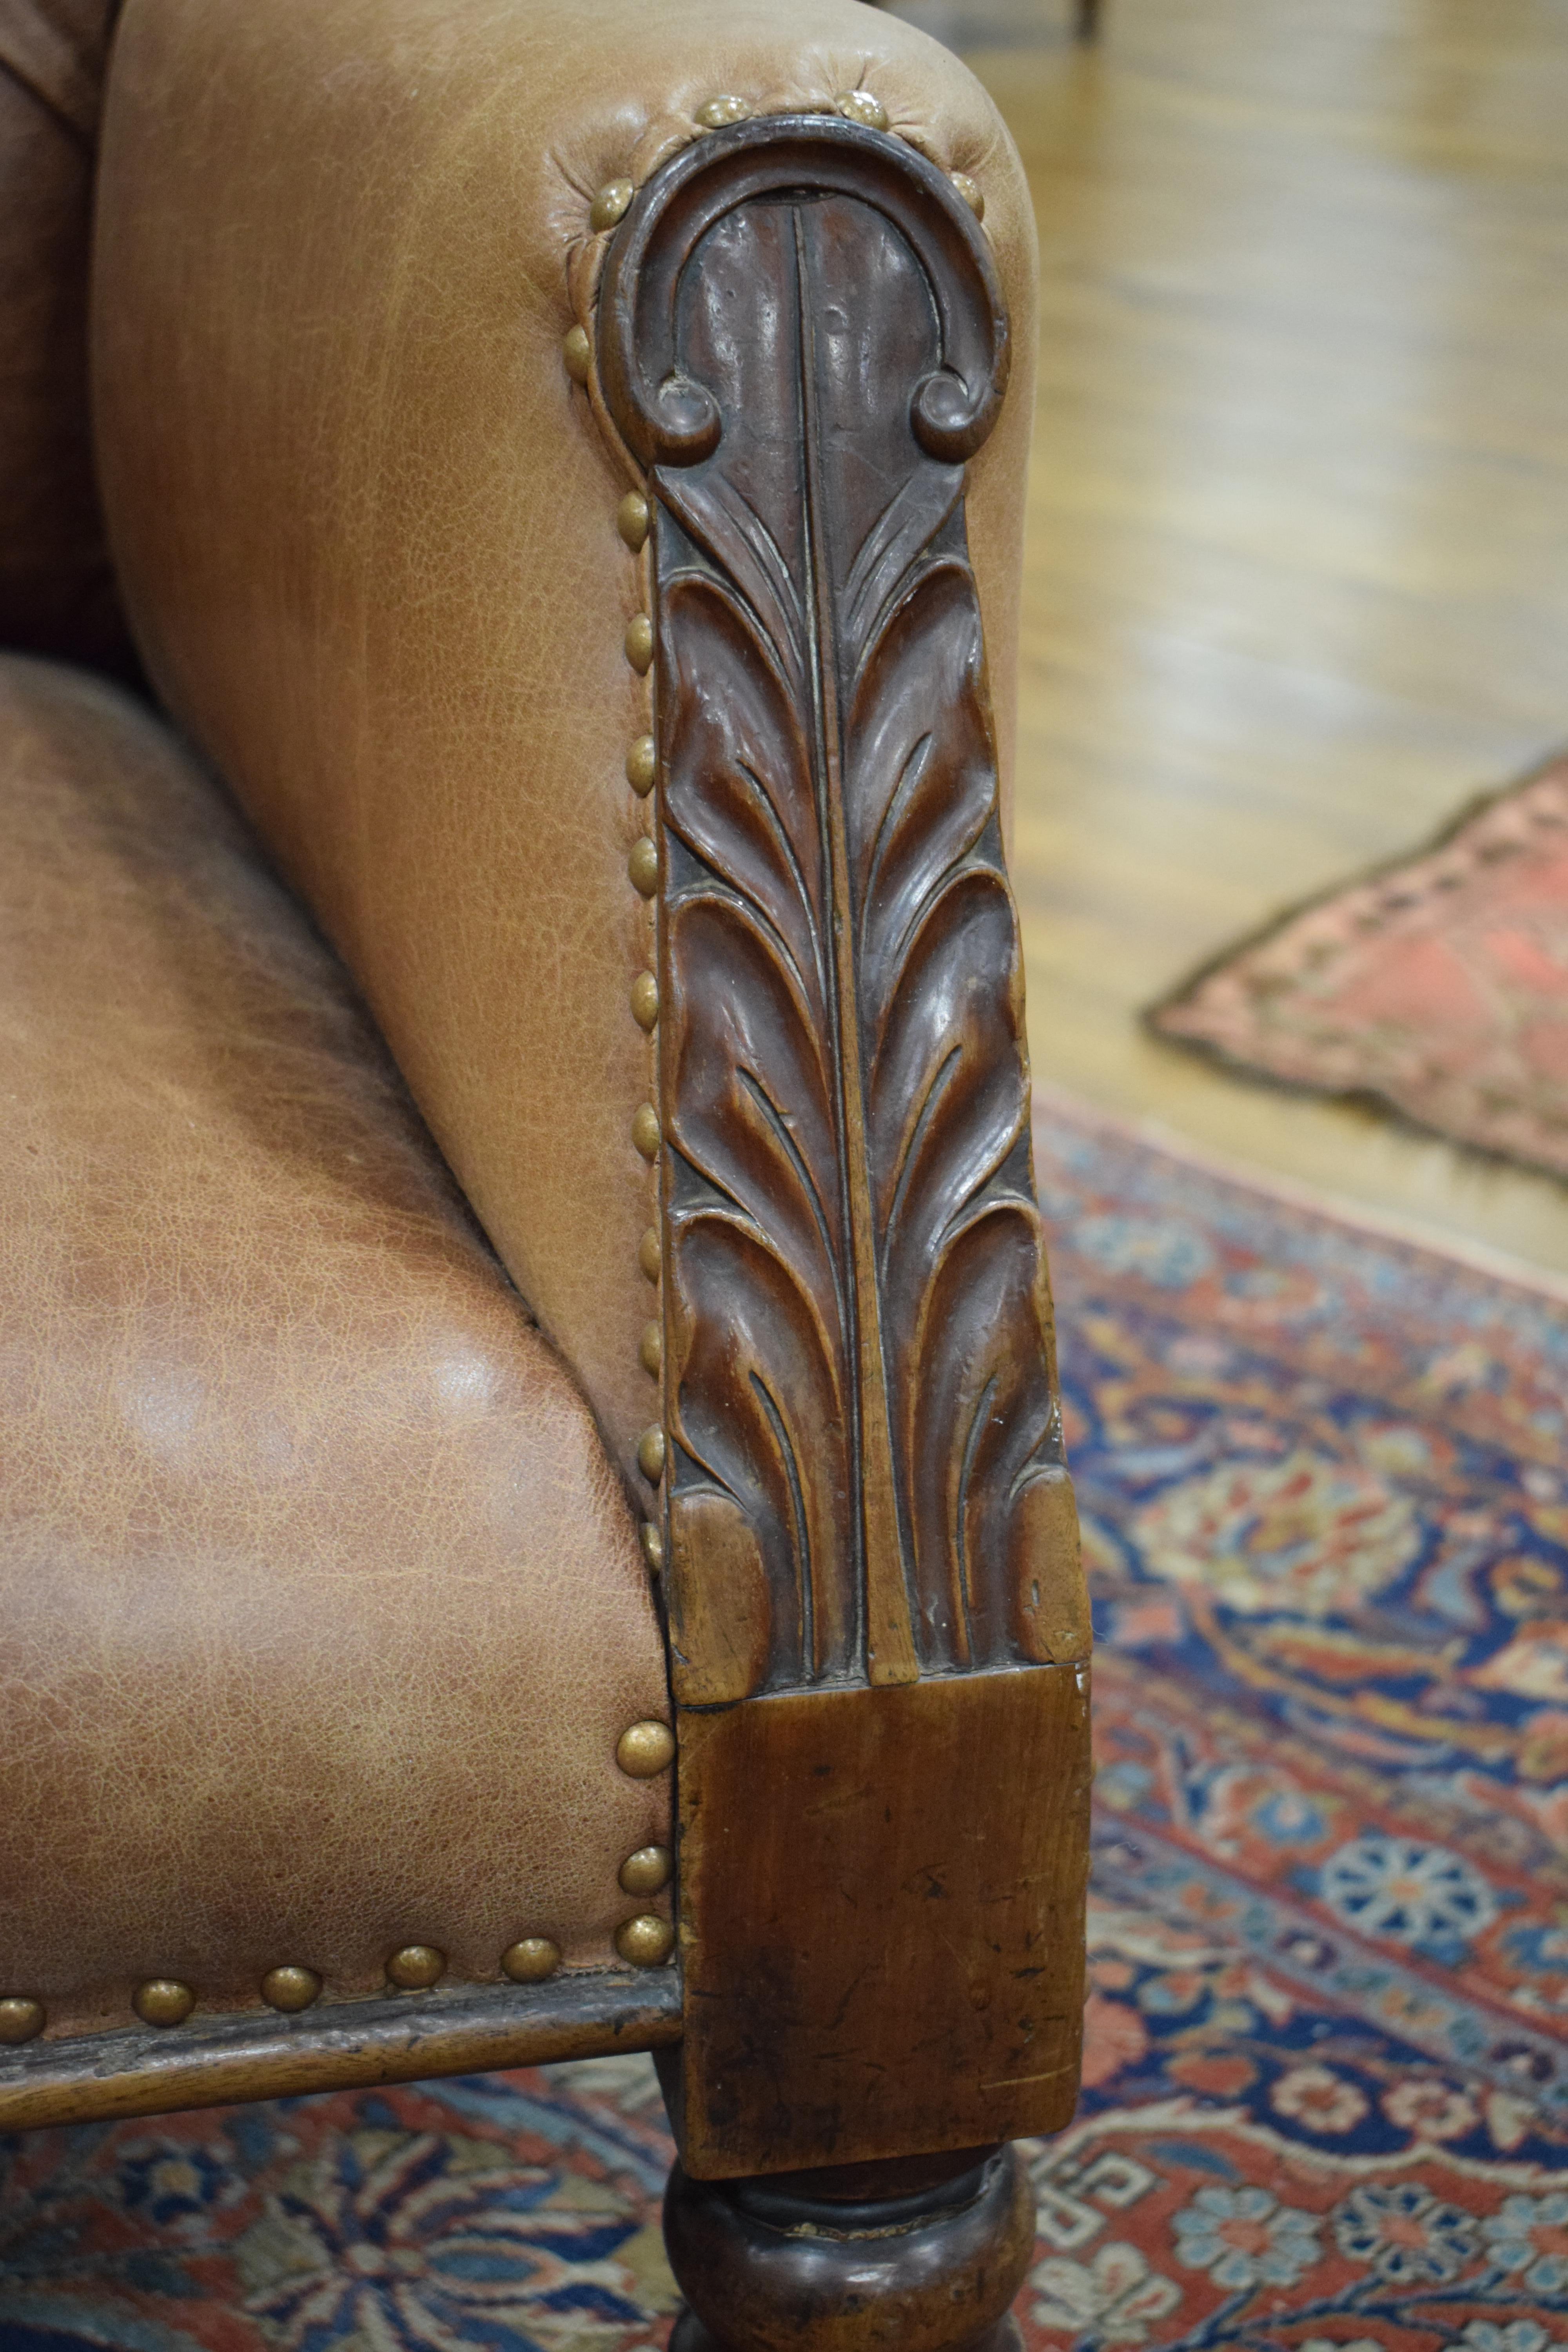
1148;755;1568;1180
3;1092;1567;2350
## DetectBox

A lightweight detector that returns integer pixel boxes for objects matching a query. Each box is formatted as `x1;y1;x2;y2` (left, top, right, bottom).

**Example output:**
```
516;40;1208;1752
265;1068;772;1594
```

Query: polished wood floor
893;0;1568;1275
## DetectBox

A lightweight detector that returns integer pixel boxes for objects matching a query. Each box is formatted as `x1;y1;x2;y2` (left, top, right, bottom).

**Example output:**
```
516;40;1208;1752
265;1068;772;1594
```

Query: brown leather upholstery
0;655;670;2043
0;0;131;669
93;0;1039;1494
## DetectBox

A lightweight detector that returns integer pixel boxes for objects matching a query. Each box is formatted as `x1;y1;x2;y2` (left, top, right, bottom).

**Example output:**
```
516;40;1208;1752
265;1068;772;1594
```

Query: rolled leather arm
91;0;1037;1483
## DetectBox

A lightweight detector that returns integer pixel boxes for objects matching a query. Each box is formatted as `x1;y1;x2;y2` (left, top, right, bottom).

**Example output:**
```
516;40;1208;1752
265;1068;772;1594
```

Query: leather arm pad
92;0;1038;1482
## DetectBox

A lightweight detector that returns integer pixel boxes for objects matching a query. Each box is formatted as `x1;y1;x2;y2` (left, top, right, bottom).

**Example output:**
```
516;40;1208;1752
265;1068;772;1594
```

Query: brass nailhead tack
502;1936;561;1983
834;90;888;131
630;970;659;1030
628;836;659;897
617;1719;675;1777
949;171;985;220
617;492;651;551
134;1979;195;2028
387;1944;445;1991
624;613;655;675
0;1996;44;2045
696;94;750;129
638;1424;667;1482
619;1844;673;1896
261;1965;321;2013
561;326;592;385
632;1103;661;1160
640;1520;665;1572
626;735;657;796
590;178;634;232
615;1914;676;1968
639;1227;662;1283
640;1320;662;1377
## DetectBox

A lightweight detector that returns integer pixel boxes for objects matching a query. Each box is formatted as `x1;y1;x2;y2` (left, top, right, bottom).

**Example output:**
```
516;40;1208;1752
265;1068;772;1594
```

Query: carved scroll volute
597;117;1089;1706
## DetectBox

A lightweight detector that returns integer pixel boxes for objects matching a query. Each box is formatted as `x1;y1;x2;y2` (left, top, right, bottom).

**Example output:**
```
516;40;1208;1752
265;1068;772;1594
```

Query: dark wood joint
664;2142;1035;2352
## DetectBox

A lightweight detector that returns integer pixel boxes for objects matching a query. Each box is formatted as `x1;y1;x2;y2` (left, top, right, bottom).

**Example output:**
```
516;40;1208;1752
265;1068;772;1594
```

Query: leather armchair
0;1;1091;2342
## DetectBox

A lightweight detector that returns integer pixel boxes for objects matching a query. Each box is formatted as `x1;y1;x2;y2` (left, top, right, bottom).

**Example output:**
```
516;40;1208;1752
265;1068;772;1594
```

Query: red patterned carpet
3;1091;1568;2351
1149;756;1568;1180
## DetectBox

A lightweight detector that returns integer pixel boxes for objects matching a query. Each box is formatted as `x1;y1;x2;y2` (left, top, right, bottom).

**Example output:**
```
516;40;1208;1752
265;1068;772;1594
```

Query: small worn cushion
0;655;670;2042
0;0;132;668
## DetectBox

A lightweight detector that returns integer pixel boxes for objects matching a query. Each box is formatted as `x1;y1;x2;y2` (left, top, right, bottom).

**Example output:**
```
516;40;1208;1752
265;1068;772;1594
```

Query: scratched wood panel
675;1663;1090;2178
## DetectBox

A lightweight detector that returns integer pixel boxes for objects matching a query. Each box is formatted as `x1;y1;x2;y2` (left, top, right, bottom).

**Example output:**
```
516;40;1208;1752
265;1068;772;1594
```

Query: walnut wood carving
599;118;1086;1703
597;117;1091;2185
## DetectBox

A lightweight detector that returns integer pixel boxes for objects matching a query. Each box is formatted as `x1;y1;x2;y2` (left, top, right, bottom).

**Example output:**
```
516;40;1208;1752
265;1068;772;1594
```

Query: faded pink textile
1151;757;1568;1178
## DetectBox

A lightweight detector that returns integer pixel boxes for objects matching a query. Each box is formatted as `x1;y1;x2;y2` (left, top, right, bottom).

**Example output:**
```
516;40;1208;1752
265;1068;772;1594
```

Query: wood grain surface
675;1665;1089;2178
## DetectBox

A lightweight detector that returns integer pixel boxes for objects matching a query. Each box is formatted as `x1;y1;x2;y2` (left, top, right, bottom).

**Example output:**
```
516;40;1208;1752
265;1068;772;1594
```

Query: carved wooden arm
588;107;1091;2183
92;0;1089;2228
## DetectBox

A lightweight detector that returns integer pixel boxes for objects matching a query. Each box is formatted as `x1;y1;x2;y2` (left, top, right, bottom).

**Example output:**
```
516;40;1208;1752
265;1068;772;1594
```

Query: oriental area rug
4;1091;1568;2352
1149;756;1568;1181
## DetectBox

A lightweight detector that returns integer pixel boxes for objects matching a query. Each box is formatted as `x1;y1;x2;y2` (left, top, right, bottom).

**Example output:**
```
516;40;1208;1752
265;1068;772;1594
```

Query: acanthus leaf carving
597;116;1085;1700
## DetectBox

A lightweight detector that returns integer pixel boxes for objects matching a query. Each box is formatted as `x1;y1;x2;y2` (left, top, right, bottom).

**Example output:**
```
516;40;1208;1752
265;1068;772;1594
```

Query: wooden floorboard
891;0;1568;1273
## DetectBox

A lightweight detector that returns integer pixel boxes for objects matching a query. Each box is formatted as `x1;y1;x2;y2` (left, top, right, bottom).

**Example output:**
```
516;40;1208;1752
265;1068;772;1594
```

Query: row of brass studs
0;1724;677;2045
702;86;982;212
620;523;664;1588
604;342;672;1892
613;1721;676;1965
586;253;668;1570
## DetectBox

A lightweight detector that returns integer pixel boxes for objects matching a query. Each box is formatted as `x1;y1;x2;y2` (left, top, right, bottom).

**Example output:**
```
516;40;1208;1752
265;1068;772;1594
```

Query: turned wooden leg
664;2143;1035;2352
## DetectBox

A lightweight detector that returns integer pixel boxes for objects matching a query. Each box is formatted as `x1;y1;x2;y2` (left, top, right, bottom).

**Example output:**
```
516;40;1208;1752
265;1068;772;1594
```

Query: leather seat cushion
0;0;133;669
0;656;670;2042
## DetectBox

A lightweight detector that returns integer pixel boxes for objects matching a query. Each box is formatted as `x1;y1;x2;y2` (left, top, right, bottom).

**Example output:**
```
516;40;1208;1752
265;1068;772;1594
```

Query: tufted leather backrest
0;0;133;671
